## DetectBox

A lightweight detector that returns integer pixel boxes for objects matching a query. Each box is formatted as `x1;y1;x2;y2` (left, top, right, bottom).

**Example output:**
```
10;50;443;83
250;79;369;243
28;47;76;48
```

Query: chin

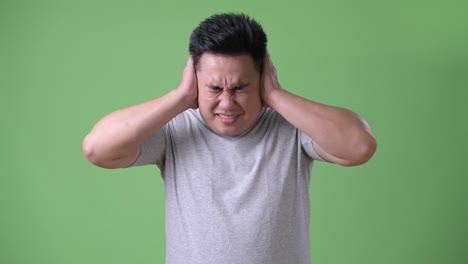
211;124;246;136
214;128;240;137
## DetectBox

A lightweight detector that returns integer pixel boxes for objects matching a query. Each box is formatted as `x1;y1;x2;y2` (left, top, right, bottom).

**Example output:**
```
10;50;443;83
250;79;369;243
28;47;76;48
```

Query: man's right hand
83;56;200;169
177;56;198;109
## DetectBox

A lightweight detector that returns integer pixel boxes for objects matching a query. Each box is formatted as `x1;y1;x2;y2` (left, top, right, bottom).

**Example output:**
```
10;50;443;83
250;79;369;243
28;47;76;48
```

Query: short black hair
189;13;268;72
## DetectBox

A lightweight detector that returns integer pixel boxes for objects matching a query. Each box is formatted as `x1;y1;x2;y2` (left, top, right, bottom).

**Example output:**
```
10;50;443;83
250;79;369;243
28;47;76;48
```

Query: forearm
268;89;376;166
83;89;191;168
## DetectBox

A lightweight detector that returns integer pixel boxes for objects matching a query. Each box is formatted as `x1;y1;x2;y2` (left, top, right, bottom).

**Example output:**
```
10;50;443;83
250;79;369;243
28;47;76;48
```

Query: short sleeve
300;130;325;161
131;127;166;166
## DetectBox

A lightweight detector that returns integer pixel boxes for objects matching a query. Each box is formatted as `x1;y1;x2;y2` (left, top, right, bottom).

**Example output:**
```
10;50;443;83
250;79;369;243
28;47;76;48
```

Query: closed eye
207;85;223;92
233;83;250;92
206;83;250;93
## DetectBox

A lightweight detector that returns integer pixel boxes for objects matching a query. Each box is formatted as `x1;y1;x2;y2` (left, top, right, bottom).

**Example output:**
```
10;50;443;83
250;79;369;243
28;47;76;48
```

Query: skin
82;51;376;168
82;58;197;168
196;53;262;136
261;51;377;166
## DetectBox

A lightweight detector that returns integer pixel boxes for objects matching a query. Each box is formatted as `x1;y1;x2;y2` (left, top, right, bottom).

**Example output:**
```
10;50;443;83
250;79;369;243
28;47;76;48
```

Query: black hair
189;13;267;72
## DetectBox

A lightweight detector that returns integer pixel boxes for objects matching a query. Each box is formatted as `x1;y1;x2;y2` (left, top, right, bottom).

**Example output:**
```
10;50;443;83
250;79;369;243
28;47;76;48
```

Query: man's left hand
261;50;282;108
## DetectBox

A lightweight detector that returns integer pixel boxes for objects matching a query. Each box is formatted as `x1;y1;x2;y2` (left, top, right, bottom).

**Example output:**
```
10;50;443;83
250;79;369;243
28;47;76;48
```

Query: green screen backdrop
2;0;467;263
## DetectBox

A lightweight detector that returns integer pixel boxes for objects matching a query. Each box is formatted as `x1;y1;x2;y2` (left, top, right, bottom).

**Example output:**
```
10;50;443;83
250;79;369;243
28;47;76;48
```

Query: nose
218;90;237;108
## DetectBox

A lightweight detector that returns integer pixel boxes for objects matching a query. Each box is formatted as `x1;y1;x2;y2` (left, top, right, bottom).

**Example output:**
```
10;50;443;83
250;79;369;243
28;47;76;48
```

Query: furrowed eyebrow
206;82;250;91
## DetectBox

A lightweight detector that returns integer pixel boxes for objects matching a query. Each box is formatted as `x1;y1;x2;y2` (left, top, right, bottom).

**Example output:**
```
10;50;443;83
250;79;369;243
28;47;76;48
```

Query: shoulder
167;109;205;129
164;109;212;140
243;108;298;141
259;107;294;129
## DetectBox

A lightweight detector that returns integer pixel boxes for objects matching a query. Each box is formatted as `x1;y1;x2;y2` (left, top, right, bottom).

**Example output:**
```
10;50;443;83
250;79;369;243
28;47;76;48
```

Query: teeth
218;114;237;118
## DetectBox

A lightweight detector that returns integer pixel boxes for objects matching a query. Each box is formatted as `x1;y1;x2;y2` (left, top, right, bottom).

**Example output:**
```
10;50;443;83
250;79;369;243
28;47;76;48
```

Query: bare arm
261;52;376;166
82;57;198;168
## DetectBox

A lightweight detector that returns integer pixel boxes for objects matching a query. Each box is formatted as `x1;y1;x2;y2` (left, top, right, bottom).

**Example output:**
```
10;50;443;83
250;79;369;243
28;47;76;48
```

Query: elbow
82;133;137;169
343;135;377;167
357;136;377;165
82;134;100;166
82;134;110;168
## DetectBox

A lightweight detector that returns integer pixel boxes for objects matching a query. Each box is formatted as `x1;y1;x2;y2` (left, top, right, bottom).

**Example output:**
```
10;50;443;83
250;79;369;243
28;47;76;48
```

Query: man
83;13;376;264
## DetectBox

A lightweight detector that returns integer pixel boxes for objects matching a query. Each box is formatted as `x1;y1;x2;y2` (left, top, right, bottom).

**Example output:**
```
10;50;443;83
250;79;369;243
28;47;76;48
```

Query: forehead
197;53;258;82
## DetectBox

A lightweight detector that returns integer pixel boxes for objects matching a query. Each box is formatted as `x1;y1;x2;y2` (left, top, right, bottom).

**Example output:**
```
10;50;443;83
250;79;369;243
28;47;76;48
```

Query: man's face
196;53;262;136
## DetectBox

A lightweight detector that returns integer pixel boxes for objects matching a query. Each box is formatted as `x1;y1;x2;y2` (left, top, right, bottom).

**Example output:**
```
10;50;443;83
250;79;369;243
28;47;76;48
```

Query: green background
2;0;467;263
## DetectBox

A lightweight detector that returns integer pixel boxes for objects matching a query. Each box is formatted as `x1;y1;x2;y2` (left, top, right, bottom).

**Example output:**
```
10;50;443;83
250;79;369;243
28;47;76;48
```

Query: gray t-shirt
133;108;323;264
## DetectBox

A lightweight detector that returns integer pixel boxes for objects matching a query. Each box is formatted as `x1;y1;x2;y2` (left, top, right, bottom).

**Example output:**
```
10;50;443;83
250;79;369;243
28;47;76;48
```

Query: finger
264;49;275;73
185;55;193;69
